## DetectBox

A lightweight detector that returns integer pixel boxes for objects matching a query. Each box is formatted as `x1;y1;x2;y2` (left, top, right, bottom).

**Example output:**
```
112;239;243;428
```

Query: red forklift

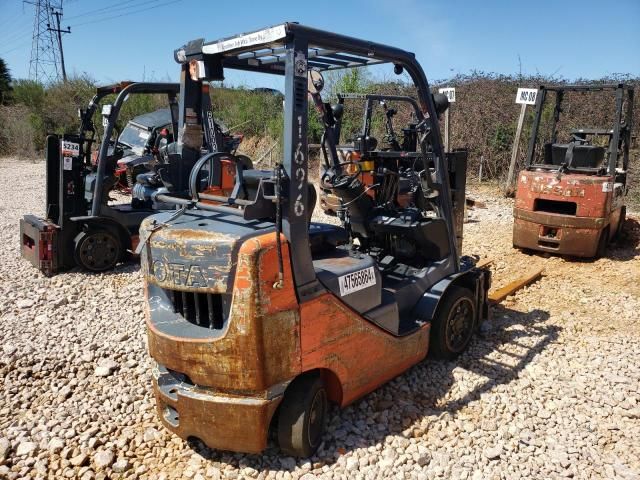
139;23;490;457
513;84;634;257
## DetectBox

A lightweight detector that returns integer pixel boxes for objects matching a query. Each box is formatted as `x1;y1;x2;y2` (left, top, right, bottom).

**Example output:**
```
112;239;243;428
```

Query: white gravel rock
1;162;640;479
93;450;114;469
0;437;10;463
15;441;36;456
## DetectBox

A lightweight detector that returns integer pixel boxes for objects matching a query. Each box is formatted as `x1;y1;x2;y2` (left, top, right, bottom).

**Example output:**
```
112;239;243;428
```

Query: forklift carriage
140;23;490;456
513;84;634;257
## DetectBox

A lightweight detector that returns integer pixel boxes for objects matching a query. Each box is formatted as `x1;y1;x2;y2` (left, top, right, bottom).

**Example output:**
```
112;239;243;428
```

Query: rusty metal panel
145;232;301;392
515;170;613;217
152;373;281;453
299;293;429;407
513;170;621;257
513;216;601;257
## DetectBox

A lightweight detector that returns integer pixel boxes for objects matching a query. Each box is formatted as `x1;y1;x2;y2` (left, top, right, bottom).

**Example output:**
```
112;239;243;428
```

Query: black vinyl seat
309;223;348;254
544;142;605;168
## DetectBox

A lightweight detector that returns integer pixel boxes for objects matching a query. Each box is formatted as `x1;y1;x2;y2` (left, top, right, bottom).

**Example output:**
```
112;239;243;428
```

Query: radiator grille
164;289;225;329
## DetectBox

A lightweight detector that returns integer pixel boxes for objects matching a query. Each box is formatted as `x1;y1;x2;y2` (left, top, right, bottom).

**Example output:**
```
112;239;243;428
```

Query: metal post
506;103;527;190
281;36;316;293
47;8;70;83
443;108;450;153
478;155;484;183
52;10;66;81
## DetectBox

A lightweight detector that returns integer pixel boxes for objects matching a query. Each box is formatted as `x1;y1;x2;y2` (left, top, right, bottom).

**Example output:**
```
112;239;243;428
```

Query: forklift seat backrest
545;142;605;169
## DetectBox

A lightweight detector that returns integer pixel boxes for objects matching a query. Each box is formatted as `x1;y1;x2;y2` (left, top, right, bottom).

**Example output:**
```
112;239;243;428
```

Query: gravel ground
1;158;639;480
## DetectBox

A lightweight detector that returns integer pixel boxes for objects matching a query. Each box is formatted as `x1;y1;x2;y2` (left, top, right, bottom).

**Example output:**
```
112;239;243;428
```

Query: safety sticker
61;141;80;156
202;24;287;55
63;156;73;170
338;266;376;296
602;182;613;192
294;52;307;77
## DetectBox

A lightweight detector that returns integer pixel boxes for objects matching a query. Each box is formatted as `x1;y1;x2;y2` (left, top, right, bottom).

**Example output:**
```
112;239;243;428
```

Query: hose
273;164;284;289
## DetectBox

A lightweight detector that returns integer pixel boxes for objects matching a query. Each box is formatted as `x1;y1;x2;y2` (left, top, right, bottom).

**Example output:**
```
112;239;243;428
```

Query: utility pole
48;8;70;82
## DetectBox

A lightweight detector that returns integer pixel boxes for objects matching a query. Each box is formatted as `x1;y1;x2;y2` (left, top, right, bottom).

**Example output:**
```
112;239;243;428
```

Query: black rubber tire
307;184;318;223
277;374;328;458
613;207;626;241
73;229;122;272
429;286;476;360
596;226;610;258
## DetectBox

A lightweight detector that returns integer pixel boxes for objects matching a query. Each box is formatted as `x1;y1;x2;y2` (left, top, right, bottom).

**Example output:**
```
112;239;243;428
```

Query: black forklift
138;23;490;456
19;82;183;275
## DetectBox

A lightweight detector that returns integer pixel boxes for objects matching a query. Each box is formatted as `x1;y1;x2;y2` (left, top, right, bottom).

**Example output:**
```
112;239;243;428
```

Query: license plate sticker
338;266;376;296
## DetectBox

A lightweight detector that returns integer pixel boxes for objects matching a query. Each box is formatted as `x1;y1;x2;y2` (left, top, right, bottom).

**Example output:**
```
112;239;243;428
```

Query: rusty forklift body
140;23;490;456
513;84;634;257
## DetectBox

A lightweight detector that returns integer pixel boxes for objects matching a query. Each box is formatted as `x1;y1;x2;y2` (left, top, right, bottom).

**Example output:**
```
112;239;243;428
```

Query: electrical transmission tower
27;0;70;84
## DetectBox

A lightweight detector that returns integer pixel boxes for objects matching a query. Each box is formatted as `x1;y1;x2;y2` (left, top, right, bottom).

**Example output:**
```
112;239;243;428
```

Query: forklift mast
525;84;634;175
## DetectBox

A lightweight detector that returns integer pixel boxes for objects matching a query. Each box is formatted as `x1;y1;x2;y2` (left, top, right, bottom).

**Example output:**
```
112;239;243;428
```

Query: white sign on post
438;87;455;152
515;88;538;105
438;87;456;103
506;87;538;191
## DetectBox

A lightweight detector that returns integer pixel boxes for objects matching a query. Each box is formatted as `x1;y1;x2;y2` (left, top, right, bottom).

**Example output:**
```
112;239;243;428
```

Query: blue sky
1;0;639;87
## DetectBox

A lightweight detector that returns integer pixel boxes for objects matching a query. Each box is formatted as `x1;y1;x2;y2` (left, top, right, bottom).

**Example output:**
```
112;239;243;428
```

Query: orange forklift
513;84;634;257
140;23;489;457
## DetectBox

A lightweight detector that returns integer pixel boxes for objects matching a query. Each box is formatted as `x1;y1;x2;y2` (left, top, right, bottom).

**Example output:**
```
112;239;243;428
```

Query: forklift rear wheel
596;226;610;258
74;230;122;272
614;207;626;241
429;286;476;360
277;374;328;457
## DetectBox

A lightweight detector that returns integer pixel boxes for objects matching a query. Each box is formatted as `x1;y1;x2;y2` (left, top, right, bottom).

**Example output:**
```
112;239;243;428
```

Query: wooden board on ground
475;258;494;269
488;267;543;303
466;197;487;209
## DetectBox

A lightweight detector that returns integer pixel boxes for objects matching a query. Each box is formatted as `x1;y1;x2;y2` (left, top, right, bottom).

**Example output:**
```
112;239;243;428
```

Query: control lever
308;70;341;172
416;121;440;199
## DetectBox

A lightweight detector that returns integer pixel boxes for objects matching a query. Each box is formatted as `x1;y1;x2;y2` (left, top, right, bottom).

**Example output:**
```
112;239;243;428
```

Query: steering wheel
188;152;233;201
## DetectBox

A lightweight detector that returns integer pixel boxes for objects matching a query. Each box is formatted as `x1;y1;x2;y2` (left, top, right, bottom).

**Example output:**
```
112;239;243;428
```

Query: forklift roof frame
173;22;457;299
525;83;635;175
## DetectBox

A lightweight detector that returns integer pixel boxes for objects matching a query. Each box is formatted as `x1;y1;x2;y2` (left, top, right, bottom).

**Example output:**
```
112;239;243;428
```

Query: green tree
0;58;12;104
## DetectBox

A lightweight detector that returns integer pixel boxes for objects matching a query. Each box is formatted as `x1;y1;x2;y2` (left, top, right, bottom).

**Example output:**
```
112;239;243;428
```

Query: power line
0;41;33;57
70;0;180;28
63;0;154;20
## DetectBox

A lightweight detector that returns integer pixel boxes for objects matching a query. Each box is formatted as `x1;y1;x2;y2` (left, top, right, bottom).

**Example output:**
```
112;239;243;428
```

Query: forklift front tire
74;229;122;272
277;374;328;458
429;286;476;360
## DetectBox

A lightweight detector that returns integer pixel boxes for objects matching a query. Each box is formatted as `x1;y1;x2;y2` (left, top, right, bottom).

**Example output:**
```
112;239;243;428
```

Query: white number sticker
438;87;455;103
516;88;538;105
61;141;80;156
338;266;376;296
602;182;613;192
